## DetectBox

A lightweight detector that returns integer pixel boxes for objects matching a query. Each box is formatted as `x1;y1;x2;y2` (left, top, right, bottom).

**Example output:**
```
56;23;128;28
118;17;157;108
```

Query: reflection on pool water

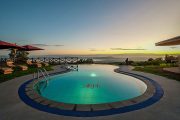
34;64;147;104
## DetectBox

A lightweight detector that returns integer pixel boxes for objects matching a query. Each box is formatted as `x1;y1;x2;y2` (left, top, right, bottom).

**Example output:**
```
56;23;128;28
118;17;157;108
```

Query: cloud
31;44;64;47
111;48;146;50
89;48;105;51
170;47;177;49
89;49;97;51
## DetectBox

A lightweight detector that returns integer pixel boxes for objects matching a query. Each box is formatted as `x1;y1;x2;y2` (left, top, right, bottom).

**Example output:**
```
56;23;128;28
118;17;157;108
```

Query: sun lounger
6;60;28;71
6;60;15;68
27;60;42;68
41;62;49;66
17;65;28;71
35;59;49;67
0;67;13;74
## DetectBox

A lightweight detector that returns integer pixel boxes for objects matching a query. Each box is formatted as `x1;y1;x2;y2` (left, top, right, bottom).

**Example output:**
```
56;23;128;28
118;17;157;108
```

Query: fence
0;57;79;65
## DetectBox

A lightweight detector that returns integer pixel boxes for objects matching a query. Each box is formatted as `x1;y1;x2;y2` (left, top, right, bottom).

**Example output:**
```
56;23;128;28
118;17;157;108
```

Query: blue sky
0;0;180;55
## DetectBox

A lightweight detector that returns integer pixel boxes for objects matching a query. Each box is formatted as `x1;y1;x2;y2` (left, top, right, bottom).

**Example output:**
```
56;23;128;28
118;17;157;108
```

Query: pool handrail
33;68;50;87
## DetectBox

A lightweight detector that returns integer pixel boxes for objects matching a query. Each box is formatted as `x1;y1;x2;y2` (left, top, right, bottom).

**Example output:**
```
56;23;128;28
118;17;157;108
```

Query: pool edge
18;67;164;117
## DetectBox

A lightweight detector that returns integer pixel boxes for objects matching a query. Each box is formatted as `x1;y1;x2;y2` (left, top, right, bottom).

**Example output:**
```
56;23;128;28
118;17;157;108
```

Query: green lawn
0;65;53;83
133;66;180;81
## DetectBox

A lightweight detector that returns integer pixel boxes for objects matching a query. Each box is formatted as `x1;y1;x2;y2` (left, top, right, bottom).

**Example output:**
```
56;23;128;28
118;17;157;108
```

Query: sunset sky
0;0;180;55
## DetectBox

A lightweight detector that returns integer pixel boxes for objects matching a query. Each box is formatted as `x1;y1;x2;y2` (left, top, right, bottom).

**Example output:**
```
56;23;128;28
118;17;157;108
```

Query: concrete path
0;65;180;120
163;67;180;74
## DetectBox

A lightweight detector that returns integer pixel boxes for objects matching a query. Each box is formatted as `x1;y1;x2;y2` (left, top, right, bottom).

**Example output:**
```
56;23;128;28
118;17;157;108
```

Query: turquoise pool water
35;65;147;104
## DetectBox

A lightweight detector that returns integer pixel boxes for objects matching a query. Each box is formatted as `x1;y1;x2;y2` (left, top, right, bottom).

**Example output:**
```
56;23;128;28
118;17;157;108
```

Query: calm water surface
35;64;147;104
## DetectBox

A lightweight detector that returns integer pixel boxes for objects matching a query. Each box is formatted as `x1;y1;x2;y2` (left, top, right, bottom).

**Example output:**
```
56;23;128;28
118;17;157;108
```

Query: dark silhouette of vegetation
8;49;29;64
8;49;16;61
132;58;166;66
148;58;154;61
109;55;178;67
16;50;29;64
133;55;179;81
165;54;178;63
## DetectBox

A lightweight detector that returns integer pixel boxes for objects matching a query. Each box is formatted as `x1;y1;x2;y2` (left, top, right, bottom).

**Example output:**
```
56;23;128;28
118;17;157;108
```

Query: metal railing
33;68;50;86
30;57;79;65
0;57;79;64
61;63;79;71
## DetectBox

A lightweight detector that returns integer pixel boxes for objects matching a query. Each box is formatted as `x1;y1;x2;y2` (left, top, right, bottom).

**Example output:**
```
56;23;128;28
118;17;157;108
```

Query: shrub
165;55;178;63
148;58;154;61
16;51;29;64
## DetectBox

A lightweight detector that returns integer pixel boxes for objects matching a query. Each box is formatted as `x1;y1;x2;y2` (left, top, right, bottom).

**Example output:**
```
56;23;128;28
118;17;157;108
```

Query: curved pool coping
18;68;164;117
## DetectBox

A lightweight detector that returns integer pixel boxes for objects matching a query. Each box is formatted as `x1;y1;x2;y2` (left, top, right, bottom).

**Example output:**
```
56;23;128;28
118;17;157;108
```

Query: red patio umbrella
19;45;44;63
0;40;24;62
21;45;44;51
0;40;23;49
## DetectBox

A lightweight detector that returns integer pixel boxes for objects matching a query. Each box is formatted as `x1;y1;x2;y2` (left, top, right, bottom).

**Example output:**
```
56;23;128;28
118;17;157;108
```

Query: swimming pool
19;64;163;117
34;64;147;104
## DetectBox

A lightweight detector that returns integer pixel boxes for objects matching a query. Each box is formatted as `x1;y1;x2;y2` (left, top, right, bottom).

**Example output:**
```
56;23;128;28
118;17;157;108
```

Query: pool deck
0;65;180;120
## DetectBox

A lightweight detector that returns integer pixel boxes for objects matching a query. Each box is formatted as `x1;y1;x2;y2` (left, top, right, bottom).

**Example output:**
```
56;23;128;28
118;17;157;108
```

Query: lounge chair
27;60;42;68
6;60;15;68
6;60;28;71
0;67;13;74
17;65;28;71
35;59;49;67
41;62;49;67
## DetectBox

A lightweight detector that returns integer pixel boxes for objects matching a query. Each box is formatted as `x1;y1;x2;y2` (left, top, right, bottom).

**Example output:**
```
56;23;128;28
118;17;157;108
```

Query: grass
133;66;180;81
0;65;53;83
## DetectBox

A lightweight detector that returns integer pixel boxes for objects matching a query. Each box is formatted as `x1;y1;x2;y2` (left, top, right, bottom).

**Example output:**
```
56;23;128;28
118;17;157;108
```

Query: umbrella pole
14;49;17;63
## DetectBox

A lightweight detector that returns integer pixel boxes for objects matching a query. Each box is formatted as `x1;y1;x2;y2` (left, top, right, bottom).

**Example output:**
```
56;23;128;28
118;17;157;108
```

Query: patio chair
41;62;49;67
6;60;28;71
6;60;15;68
35;59;49;67
17;65;28;71
27;60;42;68
0;67;13;74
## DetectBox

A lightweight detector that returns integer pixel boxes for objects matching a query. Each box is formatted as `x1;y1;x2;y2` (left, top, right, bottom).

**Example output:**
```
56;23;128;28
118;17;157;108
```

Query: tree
165;55;177;63
16;50;29;63
148;58;153;61
8;49;17;61
155;57;163;61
